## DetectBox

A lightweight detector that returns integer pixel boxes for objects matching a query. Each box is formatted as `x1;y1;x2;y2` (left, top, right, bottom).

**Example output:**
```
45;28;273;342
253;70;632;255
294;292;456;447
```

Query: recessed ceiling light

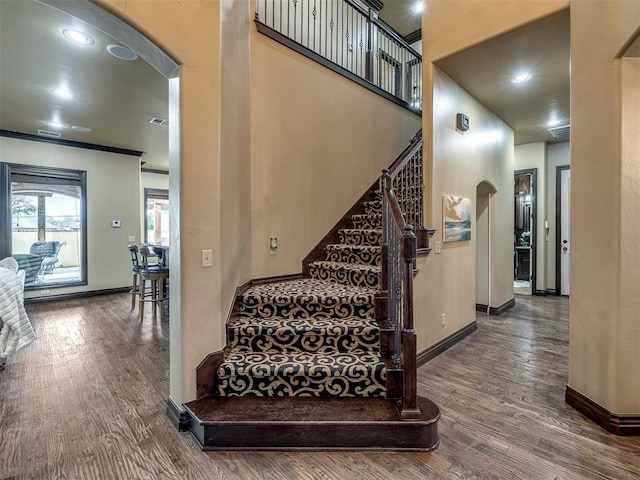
47;121;65;129
63;29;94;45
72;125;92;132
413;1;424;13
52;88;74;99
511;73;532;84
107;44;138;61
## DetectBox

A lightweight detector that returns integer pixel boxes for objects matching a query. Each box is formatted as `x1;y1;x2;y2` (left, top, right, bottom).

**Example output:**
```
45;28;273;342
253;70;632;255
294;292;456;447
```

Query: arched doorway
37;0;183;410
476;180;497;314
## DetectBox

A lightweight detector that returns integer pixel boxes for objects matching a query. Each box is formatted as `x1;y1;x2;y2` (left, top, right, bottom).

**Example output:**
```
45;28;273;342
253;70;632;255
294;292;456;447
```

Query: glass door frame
0;162;88;289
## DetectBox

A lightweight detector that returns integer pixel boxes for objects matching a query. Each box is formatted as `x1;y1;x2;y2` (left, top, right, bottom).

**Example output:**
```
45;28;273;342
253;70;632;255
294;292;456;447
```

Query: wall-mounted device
456;113;470;132
111;220;121;228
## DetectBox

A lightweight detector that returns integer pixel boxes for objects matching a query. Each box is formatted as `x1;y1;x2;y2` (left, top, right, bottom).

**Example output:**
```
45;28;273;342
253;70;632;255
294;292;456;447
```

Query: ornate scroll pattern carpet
217;199;389;398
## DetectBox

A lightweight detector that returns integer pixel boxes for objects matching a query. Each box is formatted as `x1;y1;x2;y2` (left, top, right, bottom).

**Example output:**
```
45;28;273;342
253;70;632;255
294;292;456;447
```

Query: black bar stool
128;245;141;310
138;246;169;321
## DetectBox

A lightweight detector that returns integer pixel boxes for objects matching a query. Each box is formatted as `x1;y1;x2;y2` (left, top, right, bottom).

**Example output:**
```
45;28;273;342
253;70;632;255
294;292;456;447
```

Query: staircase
185;133;440;451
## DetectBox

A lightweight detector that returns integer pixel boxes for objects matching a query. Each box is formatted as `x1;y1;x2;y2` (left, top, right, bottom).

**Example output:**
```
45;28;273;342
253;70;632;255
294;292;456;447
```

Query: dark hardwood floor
1;293;638;479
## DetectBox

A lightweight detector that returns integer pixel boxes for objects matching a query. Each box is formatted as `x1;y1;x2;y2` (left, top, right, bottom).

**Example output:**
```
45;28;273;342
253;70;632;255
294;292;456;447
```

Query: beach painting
443;194;472;243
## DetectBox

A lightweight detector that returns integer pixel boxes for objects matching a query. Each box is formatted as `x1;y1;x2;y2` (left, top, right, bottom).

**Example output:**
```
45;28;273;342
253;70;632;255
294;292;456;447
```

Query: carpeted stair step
363;200;382;216
338;228;382;246
217;350;387;397
237;278;375;319
227;316;380;353
324;244;381;266
308;261;381;289
351;214;382;229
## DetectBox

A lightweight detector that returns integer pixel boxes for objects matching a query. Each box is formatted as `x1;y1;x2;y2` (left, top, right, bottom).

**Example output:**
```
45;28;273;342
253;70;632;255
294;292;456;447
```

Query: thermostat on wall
456;113;470;132
112;220;121;228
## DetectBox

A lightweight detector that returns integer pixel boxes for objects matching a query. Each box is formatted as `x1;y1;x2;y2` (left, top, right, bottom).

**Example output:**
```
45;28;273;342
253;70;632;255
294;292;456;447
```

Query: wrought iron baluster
293;0;297;40
255;0;422;111
336;3;344;66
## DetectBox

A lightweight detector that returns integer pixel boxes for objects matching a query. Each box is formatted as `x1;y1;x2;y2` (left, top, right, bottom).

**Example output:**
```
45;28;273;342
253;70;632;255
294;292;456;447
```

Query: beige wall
98;0;222;406
421;3;567;349
1;136;140;296
249;22;421;278
422;0;567;225
414;67;514;349
514;142;547;292
545;141;569;290
99;0;421;405
423;0;639;415
618;57;640;412
570;1;640;414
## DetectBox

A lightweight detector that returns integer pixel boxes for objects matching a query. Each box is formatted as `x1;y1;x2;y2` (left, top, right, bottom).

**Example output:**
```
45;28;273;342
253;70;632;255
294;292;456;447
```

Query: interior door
560;168;571;295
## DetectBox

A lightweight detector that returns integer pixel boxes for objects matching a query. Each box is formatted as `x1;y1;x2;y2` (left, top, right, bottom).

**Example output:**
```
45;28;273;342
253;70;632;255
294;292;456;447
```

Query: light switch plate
435;241;442;254
202;249;213;267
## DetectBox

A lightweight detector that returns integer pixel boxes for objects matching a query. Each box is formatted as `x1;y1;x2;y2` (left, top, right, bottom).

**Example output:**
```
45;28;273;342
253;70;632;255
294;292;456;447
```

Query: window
144;188;169;245
0;163;87;289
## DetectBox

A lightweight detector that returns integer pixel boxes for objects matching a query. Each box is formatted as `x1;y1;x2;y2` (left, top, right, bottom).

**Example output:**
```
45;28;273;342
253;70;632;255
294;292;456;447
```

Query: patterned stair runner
217;196;388;398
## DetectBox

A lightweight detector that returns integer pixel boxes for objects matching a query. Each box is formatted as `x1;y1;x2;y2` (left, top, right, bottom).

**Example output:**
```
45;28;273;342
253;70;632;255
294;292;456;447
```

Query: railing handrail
381;169;420;419
372;17;422;58
340;0;421;57
342;0;368;17
255;0;423;112
388;130;423;177
386;187;408;232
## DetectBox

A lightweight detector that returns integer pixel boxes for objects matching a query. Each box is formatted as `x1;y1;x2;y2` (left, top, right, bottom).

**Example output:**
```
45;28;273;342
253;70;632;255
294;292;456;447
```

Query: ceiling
0;2;570;174
377;0;423;37
433;9;570;146
0;0;169;170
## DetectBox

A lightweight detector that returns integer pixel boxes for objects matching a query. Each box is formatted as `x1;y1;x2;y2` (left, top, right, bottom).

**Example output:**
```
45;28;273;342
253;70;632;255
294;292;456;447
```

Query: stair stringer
301;180;380;277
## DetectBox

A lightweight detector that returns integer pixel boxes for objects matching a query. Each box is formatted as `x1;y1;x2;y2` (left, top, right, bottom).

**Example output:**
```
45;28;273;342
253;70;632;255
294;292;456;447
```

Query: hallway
1;294;637;479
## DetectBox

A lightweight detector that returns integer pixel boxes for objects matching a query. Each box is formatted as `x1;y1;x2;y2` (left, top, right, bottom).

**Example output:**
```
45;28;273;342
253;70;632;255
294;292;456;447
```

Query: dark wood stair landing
184;396;440;451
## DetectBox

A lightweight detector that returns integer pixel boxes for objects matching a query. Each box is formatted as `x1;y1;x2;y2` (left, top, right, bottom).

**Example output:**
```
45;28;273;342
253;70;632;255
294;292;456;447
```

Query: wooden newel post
401;224;421;419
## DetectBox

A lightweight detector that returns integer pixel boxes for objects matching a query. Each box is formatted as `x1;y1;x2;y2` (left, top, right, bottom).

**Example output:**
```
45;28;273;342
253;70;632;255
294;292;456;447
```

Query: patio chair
29;241;66;275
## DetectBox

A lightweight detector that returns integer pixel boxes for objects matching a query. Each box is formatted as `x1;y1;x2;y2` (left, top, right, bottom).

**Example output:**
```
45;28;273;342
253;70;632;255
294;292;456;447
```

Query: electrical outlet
128;235;136;243
202;249;213;267
270;236;278;255
40;289;50;295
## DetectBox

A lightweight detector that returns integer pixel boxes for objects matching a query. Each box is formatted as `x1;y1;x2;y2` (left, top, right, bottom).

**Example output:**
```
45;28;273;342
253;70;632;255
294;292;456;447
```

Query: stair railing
255;0;422;112
387;130;424;234
380;130;424;419
381;170;420;419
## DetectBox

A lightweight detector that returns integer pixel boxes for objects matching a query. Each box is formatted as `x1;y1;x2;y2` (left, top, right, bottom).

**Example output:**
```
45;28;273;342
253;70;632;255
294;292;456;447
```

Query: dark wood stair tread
184;396;440;451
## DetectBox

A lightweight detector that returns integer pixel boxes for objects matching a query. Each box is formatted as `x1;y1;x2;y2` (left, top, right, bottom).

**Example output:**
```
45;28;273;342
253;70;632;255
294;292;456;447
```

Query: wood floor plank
1;293;638;479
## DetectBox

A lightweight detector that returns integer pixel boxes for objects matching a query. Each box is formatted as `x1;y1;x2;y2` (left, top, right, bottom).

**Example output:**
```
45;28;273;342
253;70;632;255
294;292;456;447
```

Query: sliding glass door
0;163;87;288
144;188;169;246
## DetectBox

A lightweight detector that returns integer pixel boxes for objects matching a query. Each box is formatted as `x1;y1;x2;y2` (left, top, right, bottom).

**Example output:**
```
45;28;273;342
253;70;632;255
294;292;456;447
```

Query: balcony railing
255;0;422;112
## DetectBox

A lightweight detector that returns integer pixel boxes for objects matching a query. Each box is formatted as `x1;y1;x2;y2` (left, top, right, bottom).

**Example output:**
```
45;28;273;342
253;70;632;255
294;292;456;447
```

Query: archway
476;180;497;314
38;0;183;410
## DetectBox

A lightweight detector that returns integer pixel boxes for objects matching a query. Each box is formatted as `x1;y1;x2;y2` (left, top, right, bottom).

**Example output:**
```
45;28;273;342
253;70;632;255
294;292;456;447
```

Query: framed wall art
443;194;471;243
